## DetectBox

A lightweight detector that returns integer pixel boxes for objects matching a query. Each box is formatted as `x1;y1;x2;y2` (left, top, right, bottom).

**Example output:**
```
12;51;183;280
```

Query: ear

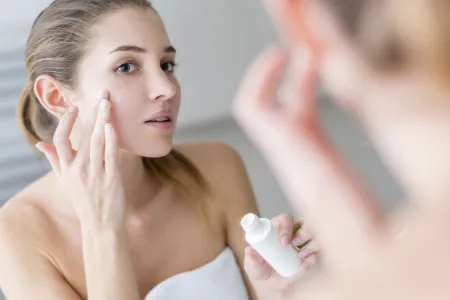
34;75;69;118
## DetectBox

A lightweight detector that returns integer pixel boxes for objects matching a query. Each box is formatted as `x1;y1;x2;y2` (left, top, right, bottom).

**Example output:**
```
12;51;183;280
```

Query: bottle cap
240;213;263;233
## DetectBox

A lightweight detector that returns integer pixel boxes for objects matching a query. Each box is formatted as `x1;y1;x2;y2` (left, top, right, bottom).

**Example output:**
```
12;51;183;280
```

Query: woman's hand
244;214;319;297
35;92;140;300
35;91;125;230
232;2;450;298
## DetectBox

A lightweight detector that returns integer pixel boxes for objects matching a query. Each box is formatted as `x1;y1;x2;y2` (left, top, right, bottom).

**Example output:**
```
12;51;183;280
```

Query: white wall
1;0;278;128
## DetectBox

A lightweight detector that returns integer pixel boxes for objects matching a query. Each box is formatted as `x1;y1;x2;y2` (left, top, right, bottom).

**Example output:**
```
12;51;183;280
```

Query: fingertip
35;142;52;155
298;247;311;259
291;235;302;246
35;142;44;152
105;123;114;134
97;90;109;100
301;254;317;271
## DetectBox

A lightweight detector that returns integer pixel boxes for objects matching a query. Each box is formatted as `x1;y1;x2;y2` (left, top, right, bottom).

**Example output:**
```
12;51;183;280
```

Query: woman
0;1;318;299
239;0;450;299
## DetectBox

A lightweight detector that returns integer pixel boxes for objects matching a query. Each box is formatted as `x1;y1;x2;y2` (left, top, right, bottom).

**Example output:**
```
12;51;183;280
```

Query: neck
119;151;163;212
51;151;163;223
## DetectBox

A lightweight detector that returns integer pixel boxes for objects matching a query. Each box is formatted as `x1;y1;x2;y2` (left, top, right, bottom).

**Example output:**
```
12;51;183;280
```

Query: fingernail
281;235;290;247
100;99;109;111
291;236;302;246
97;90;108;100
298;248;311;259
105;123;113;133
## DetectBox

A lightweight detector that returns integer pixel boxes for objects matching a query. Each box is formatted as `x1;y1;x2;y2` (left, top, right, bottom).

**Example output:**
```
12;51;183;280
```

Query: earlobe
34;75;69;118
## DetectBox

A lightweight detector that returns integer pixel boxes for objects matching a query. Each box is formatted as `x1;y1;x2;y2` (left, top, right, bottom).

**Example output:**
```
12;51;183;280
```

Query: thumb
35;142;61;176
271;214;295;247
244;246;274;282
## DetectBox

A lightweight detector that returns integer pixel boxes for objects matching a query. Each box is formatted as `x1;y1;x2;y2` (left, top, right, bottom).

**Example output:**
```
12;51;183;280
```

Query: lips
144;110;173;123
145;116;172;123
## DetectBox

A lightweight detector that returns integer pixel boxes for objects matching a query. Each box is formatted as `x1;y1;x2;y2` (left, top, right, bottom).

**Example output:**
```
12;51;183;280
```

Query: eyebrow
109;45;177;54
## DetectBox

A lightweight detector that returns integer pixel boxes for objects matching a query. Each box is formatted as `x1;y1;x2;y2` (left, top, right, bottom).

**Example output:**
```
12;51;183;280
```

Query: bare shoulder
1;195;51;248
0;174;60;252
174;141;258;215
0;176;81;299
174;141;244;176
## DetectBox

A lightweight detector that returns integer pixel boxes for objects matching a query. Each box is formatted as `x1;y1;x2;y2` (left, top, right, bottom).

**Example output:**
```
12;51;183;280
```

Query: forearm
81;225;140;300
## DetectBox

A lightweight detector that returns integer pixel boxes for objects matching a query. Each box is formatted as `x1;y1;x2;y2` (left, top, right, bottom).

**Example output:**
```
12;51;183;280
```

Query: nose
148;70;177;102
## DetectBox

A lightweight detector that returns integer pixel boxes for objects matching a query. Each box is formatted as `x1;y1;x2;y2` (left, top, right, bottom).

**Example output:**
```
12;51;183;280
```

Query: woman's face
71;7;181;158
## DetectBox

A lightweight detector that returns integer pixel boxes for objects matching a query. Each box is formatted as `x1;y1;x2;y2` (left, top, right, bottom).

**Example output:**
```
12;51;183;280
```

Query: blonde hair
17;0;209;205
328;0;450;81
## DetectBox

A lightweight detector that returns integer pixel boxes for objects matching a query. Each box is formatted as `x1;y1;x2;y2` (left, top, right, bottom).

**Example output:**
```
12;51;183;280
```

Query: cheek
108;86;143;123
109;100;136;125
171;77;182;109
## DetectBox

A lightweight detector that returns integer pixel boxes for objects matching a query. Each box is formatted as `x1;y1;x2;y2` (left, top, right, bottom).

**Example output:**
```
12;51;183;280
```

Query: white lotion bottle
241;213;300;277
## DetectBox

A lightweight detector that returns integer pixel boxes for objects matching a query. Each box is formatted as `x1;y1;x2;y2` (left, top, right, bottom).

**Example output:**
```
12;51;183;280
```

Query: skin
238;0;450;299
0;6;318;300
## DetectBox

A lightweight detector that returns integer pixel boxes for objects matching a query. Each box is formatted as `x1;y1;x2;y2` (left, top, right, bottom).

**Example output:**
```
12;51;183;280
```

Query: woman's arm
0;97;140;300
0;208;82;300
81;225;139;300
209;143;318;300
0;210;139;300
201;143;261;300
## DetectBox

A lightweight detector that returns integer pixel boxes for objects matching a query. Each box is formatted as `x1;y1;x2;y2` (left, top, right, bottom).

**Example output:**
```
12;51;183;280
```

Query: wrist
80;223;130;262
252;279;292;300
80;221;125;238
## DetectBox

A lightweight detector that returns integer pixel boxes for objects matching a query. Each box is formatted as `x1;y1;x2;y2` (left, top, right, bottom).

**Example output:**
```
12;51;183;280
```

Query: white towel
145;247;249;300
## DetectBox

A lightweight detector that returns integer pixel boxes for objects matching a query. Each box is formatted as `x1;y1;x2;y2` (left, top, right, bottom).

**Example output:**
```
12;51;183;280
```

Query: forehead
88;7;171;52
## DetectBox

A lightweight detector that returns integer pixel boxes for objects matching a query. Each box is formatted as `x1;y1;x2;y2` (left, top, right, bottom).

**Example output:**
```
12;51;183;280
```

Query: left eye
161;61;177;73
117;63;137;73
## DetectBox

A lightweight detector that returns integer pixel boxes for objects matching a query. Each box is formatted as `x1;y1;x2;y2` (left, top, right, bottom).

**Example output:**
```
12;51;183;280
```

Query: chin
117;128;176;158
130;141;174;158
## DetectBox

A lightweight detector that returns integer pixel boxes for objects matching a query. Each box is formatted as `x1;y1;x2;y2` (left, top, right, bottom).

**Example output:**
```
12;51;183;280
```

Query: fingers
232;46;290;156
271;214;295;247
282;48;318;122
75;93;106;164
90;99;111;176
233;48;383;272
292;222;315;248
36;142;61;176
104;123;119;180
233;46;286;118
300;253;318;271
244;246;273;281
52;106;78;169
